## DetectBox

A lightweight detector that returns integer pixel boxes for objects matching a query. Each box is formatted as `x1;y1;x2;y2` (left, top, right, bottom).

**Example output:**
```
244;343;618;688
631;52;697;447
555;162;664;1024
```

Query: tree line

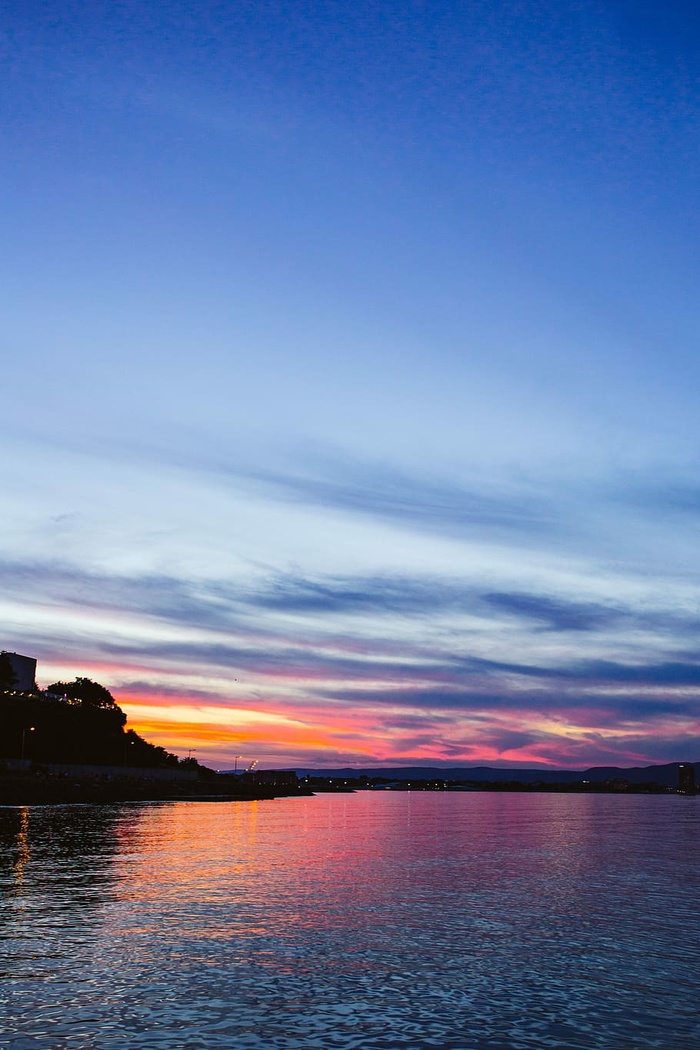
0;668;181;769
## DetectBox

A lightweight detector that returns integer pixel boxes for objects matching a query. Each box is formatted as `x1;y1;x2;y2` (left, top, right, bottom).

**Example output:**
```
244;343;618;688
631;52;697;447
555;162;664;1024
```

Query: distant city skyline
3;1;700;768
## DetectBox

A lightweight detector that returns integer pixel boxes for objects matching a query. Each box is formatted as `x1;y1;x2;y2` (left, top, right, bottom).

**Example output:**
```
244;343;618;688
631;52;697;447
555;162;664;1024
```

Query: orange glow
35;652;700;770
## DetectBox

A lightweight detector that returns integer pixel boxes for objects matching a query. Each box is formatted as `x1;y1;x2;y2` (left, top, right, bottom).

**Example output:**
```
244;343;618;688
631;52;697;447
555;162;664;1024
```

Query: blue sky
2;0;700;768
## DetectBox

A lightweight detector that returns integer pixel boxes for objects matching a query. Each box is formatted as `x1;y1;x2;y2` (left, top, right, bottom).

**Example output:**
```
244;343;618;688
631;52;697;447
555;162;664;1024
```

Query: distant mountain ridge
286;762;699;787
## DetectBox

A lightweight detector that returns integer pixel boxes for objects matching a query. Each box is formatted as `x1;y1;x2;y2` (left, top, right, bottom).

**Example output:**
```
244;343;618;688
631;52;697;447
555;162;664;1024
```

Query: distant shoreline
0;773;311;806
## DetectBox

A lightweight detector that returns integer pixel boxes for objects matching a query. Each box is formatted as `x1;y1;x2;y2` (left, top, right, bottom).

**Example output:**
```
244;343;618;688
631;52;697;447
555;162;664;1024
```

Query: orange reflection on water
111;801;261;900
12;807;30;886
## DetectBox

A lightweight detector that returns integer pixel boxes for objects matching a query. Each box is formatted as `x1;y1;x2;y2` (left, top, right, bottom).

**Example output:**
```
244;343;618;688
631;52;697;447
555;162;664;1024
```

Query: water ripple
2;794;699;1049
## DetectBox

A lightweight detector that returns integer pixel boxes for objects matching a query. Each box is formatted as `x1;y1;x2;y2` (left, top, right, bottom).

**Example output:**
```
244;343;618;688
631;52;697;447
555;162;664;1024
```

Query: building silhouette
1;651;37;692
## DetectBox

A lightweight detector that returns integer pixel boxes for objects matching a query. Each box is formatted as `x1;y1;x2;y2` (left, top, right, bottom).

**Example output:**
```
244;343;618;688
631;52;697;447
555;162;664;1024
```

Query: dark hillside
0;690;178;768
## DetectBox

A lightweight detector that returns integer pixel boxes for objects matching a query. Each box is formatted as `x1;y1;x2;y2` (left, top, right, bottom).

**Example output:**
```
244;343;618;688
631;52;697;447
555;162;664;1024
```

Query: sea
1;790;699;1050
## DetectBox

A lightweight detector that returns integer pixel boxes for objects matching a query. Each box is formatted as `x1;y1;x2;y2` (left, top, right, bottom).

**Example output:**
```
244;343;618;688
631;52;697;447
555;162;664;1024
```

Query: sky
2;0;700;770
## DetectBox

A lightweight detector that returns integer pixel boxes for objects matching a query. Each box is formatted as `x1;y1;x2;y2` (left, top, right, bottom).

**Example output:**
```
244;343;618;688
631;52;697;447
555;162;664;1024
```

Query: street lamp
20;726;35;761
123;735;136;767
233;754;243;773
187;749;197;760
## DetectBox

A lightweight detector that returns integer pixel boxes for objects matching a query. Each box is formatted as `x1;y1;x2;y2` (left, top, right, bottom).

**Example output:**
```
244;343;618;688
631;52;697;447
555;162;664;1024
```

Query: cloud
227;456;563;543
4;555;700;692
479;591;622;632
3;550;700;768
0;554;653;639
250;575;630;634
620;478;700;517
84;437;566;546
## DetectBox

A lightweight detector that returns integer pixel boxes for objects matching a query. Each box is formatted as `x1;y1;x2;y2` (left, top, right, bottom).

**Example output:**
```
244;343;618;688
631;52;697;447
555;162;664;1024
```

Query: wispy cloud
3;438;700;770
3;545;699;768
0;555;663;633
234;459;559;540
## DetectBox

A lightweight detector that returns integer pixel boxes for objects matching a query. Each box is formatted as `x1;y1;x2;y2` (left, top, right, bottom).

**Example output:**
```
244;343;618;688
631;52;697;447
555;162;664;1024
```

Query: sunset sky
3;1;700;770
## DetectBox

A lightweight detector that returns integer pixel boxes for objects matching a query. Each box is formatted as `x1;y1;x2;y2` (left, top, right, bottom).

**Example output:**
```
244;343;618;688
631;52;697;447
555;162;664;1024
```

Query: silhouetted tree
48;677;118;710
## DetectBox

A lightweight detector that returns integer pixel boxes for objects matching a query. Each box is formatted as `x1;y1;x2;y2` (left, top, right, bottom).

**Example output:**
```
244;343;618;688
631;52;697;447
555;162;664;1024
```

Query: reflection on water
0;803;149;991
1;793;699;1049
10;807;29;886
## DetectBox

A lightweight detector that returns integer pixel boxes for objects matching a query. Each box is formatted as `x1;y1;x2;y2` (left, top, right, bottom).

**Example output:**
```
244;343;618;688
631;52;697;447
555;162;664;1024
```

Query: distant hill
289;763;699;788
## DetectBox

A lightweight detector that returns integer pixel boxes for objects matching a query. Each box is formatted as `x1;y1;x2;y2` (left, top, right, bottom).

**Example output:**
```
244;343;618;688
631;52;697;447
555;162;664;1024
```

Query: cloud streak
0;554;678;635
2;547;699;768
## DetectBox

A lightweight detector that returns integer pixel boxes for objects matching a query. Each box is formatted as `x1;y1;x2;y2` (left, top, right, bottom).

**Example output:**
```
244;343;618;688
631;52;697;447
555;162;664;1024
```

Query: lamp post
187;749;197;761
123;735;135;767
233;754;243;773
20;726;35;761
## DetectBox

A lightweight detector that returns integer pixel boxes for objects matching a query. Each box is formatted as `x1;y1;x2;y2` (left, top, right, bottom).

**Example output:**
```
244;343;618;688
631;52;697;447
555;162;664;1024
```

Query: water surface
2;791;699;1048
